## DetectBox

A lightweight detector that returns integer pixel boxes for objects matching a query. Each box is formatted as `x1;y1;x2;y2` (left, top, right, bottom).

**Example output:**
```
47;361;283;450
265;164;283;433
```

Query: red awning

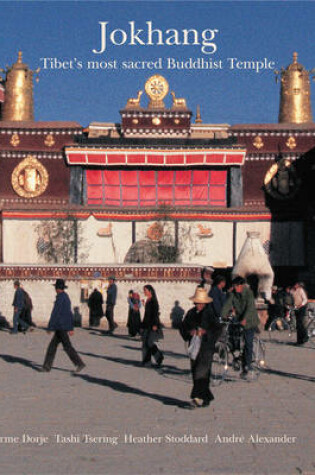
65;148;246;167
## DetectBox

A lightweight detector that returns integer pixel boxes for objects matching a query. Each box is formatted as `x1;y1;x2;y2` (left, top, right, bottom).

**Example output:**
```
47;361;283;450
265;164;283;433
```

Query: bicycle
306;308;315;341
211;318;266;386
265;306;296;339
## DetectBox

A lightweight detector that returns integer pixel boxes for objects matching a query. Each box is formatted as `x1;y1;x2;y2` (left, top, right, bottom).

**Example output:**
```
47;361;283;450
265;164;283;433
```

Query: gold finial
276;52;313;124
195;105;202;124
1;51;39;121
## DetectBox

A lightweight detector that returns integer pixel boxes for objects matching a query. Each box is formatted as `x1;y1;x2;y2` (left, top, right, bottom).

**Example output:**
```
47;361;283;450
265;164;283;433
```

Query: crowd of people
7;268;311;409
265;282;310;346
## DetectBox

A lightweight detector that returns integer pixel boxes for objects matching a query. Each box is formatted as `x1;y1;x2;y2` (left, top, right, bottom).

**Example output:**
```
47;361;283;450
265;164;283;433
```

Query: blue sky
1;1;314;126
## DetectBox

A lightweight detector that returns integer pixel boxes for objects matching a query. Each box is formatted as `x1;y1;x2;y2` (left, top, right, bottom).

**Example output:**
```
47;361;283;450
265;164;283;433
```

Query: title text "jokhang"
92;21;219;55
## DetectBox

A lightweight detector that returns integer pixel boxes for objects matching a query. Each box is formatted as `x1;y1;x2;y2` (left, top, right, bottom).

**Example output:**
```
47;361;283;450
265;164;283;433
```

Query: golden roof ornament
170;91;187;110
12;155;49;198
44;133;55;147
0;51;40;121
10;133;20;147
275;52;315;124
125;91;143;109
145;75;169;109
195;105;202;124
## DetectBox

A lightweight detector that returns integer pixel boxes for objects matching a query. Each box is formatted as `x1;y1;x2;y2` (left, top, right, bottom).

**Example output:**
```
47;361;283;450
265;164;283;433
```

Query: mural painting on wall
35;219;89;264
146;222;164;242
179;223;214;261
125;221;215;264
146;221;179;263
125;221;178;263
97;223;113;237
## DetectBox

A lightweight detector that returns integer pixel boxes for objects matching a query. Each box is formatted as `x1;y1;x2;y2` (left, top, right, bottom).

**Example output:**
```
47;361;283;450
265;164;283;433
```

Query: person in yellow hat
181;287;222;409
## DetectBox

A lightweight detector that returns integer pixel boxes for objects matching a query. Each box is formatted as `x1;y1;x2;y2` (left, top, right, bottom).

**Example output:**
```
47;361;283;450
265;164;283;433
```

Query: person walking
127;290;141;337
105;276;118;332
221;276;260;380
292;282;309;345
141;284;164;367
40;279;85;373
20;287;36;328
11;280;29;334
88;288;104;327
181;287;221;408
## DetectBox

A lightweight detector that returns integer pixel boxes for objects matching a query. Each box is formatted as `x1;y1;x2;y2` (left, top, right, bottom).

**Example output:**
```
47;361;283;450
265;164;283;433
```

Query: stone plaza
0;324;314;474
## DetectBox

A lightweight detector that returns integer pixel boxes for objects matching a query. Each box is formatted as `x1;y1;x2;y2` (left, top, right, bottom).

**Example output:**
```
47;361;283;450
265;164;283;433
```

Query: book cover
0;1;314;474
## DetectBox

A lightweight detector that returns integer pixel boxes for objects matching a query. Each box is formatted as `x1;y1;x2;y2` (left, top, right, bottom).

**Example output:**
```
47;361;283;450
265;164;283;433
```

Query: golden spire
195;105;202;124
1;51;39;121
276;52;314;124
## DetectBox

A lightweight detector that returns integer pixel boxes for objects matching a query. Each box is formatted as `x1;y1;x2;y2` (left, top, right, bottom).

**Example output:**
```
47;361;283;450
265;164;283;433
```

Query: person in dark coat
11;280;29;334
20;287;36;328
88;288;104;327
105;276;118;332
292;282;309;345
279;285;295;328
40;279;85;373
209;275;227;319
181;287;221;408
141;284;164;367
127;290;142;337
265;286;289;331
265;286;285;330
221;276;260;380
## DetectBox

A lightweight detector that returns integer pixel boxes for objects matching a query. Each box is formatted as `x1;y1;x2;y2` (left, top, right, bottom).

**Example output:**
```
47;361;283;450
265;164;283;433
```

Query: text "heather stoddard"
124;433;209;444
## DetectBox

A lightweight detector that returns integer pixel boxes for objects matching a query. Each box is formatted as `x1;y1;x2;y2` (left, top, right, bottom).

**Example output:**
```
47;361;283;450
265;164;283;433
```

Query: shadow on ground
78;351;190;377
262;367;315;382
75;373;191;409
121;345;187;360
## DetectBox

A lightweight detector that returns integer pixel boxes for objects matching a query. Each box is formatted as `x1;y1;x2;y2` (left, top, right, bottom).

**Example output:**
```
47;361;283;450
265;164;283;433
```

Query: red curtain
86;170;227;207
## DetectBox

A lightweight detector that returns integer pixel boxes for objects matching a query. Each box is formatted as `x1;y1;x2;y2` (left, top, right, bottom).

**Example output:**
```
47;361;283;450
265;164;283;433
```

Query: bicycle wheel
252;337;266;370
306;316;315;340
211;342;228;386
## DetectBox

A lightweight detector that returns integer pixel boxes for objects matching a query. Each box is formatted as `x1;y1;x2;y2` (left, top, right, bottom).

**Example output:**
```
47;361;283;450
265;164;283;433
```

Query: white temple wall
0;278;198;327
3;219;41;263
2;217;304;268
2;218;134;265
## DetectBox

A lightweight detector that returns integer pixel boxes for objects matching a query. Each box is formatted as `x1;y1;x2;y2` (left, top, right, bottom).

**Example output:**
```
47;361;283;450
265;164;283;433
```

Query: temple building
0;51;314;324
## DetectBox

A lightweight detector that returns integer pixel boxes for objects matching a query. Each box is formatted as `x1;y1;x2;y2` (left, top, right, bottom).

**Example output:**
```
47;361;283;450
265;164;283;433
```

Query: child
127;290;141;337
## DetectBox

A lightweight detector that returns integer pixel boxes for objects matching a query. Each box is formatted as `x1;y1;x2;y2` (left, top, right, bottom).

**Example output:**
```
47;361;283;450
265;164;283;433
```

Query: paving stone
0;327;314;474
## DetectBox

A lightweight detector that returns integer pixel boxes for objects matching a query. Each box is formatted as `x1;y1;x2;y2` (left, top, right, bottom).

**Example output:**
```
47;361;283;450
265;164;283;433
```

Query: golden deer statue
126;91;143;109
171;91;187;109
